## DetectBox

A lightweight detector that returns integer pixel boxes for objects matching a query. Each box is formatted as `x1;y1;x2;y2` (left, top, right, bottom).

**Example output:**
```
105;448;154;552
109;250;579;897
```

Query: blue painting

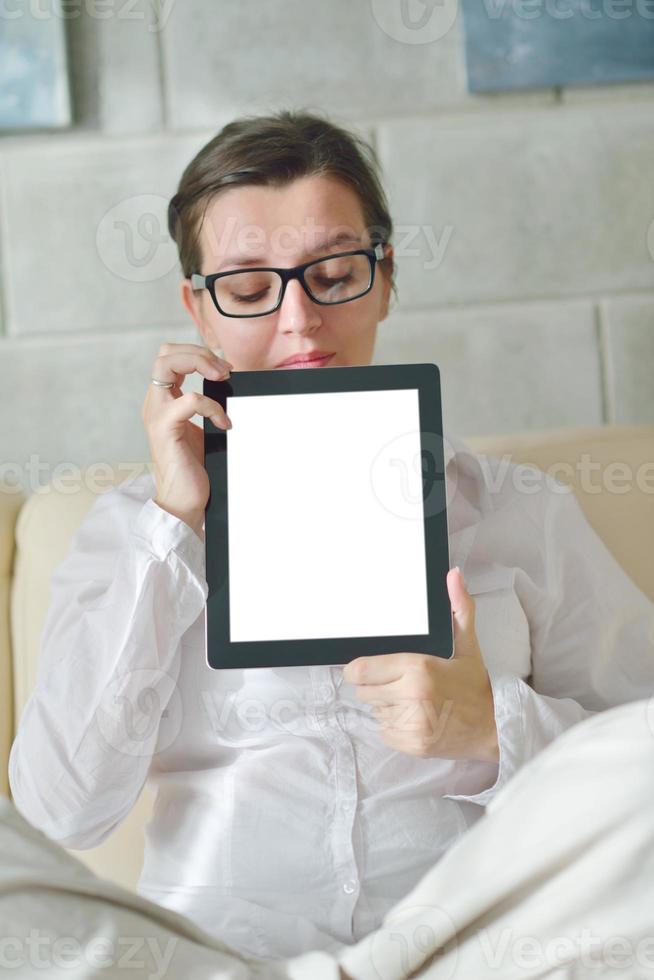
460;0;654;91
0;0;71;129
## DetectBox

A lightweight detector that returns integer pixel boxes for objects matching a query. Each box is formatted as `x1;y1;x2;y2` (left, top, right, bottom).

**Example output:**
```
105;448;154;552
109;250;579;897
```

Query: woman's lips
277;354;335;369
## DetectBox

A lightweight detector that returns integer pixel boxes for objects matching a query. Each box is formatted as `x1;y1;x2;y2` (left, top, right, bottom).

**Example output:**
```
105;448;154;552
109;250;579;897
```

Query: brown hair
167;108;396;301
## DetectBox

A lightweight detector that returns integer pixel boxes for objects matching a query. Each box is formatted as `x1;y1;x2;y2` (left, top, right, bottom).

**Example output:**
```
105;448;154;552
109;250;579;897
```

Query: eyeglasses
190;242;387;318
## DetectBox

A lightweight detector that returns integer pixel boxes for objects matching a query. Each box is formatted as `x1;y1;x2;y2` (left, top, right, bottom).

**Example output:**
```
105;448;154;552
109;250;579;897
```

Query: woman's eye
317;274;352;287
232;288;270;304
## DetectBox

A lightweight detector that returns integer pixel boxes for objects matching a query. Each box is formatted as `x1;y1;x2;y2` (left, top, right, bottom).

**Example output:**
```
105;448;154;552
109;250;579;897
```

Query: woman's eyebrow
215;233;364;271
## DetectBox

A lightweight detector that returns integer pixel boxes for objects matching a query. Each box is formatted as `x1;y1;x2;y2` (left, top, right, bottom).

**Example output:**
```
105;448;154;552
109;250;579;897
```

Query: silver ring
151;378;175;388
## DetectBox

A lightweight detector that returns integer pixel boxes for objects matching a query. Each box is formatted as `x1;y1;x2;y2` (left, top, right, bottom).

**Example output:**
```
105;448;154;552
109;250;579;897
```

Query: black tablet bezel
203;362;453;669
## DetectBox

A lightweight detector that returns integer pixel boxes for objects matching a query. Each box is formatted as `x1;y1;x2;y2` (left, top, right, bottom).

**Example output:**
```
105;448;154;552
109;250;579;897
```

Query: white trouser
2;698;653;979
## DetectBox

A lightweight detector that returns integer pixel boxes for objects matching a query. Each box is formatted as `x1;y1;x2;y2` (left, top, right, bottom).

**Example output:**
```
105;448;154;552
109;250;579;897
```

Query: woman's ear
179;278;222;350
378;243;395;322
180;277;202;327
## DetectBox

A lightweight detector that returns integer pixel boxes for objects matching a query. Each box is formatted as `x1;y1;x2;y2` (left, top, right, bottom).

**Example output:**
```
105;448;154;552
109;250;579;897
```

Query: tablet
202;362;453;670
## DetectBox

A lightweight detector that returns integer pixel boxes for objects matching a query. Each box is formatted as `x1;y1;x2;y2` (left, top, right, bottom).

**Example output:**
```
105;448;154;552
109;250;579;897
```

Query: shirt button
343;879;357;895
317;683;333;702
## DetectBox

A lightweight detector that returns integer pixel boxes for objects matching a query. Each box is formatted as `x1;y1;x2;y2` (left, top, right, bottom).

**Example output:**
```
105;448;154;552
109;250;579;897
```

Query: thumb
446;566;477;656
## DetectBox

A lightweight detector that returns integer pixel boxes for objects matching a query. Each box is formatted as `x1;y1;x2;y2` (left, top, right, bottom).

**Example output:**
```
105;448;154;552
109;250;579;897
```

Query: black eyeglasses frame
190;242;388;319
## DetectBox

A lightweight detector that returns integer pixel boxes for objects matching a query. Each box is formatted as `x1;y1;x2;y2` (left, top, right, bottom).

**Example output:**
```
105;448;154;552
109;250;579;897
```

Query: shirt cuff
442;670;524;807
132;497;206;582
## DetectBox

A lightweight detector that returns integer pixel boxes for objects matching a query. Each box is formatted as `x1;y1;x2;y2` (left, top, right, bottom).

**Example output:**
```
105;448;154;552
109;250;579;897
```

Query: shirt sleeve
8;475;208;849
445;474;654;807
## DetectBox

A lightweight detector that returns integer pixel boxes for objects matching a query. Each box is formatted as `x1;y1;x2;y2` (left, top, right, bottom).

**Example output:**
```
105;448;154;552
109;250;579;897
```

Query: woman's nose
277;278;323;333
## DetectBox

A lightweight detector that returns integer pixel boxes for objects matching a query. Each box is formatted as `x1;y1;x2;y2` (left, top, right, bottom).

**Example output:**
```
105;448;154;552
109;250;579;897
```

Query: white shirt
9;432;654;962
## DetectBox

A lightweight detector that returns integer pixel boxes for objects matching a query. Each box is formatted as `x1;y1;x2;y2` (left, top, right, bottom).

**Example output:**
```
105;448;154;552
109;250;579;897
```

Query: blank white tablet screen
226;387;429;642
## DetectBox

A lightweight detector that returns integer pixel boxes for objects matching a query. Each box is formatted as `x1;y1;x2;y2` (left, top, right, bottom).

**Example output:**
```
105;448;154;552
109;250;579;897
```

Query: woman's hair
167;108;396;302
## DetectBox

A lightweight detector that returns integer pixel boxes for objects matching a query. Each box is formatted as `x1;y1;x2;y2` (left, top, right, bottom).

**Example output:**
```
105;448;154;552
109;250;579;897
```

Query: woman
9;110;654;963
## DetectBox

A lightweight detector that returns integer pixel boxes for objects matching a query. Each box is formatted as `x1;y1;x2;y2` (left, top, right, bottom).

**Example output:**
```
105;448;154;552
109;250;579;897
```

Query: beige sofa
2;424;653;894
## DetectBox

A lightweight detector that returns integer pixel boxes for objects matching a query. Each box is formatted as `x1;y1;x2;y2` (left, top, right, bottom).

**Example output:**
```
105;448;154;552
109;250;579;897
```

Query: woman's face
180;174;394;371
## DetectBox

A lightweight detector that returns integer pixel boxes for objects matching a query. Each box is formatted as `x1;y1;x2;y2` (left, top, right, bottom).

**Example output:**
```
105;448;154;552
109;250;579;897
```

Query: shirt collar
444;431;465;472
444;430;493;520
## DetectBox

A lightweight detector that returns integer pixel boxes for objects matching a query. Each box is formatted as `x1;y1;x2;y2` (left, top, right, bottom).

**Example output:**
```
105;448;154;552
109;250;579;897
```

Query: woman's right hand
141;342;234;537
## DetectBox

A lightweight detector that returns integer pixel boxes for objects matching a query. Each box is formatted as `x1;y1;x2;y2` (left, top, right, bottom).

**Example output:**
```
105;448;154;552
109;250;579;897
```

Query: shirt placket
310;664;360;941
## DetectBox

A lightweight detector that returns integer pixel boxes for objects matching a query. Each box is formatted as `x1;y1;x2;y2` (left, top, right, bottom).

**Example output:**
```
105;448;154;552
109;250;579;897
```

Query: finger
151;351;231;390
446;567;467;615
446;567;478;656
353;677;409;704
162;390;231;430
158;342;234;369
343;652;421;686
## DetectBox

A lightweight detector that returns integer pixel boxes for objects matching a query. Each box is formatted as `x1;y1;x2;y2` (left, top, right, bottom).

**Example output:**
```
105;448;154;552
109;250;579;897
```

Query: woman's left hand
342;568;499;763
